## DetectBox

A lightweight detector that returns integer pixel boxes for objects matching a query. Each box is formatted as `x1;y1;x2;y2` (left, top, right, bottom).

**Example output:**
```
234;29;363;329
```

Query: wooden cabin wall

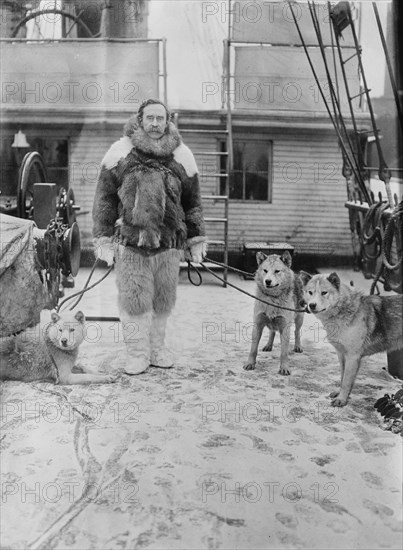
69;126;122;242
1;121;350;259
182;130;351;257
69;125;351;259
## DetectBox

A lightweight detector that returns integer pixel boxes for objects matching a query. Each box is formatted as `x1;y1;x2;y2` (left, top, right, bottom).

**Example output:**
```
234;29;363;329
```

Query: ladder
329;1;392;206
290;0;396;207
175;120;230;287
287;0;372;205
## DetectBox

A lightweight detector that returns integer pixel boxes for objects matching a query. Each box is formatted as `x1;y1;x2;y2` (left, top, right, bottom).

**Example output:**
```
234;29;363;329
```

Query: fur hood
123;117;181;158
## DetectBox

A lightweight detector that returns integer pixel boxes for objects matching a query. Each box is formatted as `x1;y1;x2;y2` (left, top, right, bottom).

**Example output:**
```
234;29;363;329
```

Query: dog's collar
2;327;27;338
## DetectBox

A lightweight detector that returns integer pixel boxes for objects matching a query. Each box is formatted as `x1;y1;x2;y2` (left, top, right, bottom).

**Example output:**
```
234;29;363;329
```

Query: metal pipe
162;37;168;106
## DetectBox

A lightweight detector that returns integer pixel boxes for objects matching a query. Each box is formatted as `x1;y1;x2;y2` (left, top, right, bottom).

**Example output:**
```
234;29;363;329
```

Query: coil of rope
361;201;389;261
370;200;403;294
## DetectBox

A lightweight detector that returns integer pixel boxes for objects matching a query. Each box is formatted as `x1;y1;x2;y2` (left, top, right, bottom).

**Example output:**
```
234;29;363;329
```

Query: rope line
361;202;389;261
288;1;372;204
56;260;114;312
65;258;99;311
186;260;306;314
204;256;256;278
370;201;403;294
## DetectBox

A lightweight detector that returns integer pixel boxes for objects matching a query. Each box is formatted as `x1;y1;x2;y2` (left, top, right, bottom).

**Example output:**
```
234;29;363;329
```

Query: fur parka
92;117;206;252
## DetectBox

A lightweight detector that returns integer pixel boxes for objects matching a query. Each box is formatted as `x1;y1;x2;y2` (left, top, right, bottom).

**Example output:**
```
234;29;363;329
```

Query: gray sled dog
244;251;305;375
0;310;115;385
301;271;403;406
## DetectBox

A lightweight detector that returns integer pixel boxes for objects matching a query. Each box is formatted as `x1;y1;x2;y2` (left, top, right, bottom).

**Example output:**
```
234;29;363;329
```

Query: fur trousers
115;246;181;316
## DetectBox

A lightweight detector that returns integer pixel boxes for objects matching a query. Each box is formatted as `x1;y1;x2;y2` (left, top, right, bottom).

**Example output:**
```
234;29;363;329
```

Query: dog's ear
327;272;340;290
280;250;292;267
51;311;60;323
256;251;267;265
299;271;312;286
74;311;85;324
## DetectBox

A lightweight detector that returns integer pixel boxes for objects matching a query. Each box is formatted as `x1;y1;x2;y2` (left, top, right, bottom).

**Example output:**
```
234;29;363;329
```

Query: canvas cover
233;45;360;111
0;214;48;336
1;41;159;113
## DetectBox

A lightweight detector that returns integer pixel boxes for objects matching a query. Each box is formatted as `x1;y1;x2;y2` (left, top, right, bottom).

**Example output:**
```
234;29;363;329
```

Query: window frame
29;136;70;190
220;136;273;203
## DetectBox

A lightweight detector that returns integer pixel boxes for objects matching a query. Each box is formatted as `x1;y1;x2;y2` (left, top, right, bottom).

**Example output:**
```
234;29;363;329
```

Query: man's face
141;104;167;140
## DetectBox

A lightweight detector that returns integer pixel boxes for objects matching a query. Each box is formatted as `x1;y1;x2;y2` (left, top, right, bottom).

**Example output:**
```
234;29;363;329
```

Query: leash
58;253;305;315
187;257;306;314
57;258;114;312
186;256;253;286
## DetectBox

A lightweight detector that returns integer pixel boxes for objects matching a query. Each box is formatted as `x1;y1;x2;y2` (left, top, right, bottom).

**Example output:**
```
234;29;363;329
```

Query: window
29;138;69;190
220;139;272;201
0;136;69;214
0;137;69;194
15;1;102;40
0;138;19;198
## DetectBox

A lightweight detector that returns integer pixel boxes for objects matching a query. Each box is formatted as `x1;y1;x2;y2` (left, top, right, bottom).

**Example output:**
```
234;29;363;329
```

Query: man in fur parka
92;99;206;374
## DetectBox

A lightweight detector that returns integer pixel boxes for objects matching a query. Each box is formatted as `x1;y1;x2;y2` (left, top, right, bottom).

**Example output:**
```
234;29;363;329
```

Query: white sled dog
0;310;115;385
301;271;403;406
244;251;305;375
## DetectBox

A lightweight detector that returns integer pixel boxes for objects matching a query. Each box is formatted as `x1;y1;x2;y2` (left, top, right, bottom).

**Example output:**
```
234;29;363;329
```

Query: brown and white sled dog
301;272;403;406
244;251;305;375
0;310;115;385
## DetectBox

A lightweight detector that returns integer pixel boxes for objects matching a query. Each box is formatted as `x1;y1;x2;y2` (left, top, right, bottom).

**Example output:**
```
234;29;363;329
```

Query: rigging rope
287;1;372;204
370;200;403;294
310;1;367;188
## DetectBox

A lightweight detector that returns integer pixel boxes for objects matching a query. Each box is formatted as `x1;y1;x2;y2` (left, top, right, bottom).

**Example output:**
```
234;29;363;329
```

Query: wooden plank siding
175;130;228;250
182;130;351;257
69;126;122;241
70;123;352;258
